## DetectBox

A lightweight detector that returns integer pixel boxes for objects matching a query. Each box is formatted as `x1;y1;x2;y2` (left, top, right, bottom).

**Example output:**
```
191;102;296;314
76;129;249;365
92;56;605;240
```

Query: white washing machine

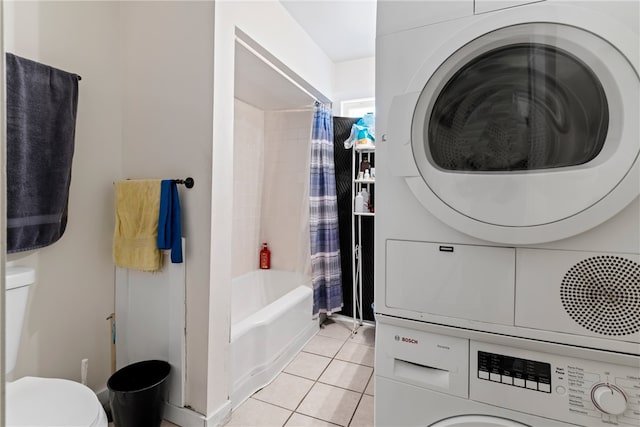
375;0;640;355
375;318;640;426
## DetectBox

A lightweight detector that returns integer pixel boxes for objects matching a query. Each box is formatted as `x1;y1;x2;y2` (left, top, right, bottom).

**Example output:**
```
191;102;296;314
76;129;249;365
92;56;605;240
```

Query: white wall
332;56;376;116
4;2;216;415
119;1;215;414
4;1;122;391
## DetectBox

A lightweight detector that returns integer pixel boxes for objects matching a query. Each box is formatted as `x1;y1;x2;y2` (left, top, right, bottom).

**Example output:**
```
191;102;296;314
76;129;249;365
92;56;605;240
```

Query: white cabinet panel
386;240;515;325
115;239;186;407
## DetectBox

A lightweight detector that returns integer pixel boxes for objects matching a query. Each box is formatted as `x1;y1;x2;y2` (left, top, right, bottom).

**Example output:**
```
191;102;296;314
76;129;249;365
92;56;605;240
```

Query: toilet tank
5;267;35;374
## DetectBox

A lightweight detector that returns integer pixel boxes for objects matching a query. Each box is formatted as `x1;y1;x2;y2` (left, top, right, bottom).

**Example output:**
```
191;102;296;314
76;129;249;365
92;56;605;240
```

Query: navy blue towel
157;180;183;263
6;53;80;253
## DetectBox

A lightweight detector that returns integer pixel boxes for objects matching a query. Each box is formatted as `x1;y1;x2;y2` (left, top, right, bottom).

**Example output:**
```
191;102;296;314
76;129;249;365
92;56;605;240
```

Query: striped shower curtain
310;105;343;315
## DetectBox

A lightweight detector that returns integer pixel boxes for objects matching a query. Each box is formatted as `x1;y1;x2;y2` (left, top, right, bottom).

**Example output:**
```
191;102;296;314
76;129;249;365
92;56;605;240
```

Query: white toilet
5;266;108;427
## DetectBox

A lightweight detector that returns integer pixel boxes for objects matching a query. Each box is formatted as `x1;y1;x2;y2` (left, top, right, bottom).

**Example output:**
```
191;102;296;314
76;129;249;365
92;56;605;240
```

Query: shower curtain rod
235;37;330;107
272;107;316;113
313;100;333;108
270;102;333;113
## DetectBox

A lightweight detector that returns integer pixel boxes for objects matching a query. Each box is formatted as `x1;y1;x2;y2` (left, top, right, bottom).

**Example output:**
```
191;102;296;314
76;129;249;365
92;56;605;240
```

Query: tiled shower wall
262;110;313;277
233;100;265;277
232;100;313;278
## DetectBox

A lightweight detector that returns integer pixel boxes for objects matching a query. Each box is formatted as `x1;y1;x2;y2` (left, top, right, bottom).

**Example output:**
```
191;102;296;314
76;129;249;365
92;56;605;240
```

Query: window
341;98;375;118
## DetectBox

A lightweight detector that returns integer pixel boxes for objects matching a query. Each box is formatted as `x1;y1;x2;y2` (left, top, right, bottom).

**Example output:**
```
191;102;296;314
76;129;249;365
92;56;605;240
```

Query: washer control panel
477;351;552;393
470;341;640;426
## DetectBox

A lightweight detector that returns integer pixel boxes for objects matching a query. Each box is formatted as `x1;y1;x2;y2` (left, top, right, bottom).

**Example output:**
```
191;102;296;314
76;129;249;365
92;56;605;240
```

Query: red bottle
259;243;271;269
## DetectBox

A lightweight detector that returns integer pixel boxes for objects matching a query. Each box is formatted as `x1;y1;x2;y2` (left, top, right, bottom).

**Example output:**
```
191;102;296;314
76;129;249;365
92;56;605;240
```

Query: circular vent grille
561;256;640;336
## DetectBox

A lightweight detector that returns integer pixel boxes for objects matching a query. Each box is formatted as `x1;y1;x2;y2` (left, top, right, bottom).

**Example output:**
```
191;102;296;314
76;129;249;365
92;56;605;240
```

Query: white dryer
375;0;640;354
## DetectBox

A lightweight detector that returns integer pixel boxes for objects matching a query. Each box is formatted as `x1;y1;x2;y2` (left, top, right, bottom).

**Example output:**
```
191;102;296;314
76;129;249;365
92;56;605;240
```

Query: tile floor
108;421;177;427
225;318;375;427
164;423;179;427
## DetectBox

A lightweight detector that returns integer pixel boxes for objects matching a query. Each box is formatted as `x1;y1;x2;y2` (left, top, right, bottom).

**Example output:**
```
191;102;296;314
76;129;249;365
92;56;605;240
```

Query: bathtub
230;269;317;408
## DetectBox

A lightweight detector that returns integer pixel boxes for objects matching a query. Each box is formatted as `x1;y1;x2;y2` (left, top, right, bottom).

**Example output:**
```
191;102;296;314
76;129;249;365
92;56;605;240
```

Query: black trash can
108;360;171;427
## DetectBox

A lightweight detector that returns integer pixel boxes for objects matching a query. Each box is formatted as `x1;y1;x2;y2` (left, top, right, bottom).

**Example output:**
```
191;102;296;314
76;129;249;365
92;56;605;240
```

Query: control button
556;386;566;395
539;383;551;393
502;376;513;385
514;378;525;387
490;373;501;382
479;370;489;380
591;383;628;416
526;380;538;390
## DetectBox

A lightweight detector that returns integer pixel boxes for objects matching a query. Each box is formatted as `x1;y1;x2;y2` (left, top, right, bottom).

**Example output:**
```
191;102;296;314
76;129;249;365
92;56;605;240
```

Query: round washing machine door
430;415;530;427
408;22;639;245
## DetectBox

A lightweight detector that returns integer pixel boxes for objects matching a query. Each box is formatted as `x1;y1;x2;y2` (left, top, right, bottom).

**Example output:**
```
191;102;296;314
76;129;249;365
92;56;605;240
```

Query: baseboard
205;400;232;427
163;403;205;427
97;387;230;427
160;401;232;427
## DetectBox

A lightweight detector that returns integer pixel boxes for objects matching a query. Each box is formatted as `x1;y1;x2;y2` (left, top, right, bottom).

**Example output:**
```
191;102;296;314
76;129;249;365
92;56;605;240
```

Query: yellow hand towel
113;179;162;271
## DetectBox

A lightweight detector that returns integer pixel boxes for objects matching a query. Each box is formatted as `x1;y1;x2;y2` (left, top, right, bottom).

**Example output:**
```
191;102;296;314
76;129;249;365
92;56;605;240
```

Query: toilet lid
6;377;107;427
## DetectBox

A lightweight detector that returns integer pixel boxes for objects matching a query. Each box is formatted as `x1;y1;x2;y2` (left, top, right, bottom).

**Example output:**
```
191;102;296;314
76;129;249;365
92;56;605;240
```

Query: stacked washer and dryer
375;1;639;426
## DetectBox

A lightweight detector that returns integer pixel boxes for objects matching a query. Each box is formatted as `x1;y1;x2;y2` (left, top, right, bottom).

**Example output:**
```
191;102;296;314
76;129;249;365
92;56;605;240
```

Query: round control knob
591;383;627;415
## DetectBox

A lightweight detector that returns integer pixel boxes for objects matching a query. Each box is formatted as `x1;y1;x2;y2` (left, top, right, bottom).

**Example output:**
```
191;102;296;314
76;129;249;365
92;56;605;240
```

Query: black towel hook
173;177;194;189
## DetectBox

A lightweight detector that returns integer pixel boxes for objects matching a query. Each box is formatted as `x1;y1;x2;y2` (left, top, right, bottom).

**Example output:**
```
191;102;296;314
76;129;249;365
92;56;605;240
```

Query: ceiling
280;0;377;63
234;1;377;111
235;41;315;111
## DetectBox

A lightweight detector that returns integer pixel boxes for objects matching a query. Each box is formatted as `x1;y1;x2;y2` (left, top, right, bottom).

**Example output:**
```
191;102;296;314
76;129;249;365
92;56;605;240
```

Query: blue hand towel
157;180;183;263
6;53;80;253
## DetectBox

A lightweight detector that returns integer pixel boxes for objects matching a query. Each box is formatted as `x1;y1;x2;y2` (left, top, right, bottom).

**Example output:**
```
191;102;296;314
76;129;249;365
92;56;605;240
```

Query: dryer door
430;415;529;427
407;23;639;244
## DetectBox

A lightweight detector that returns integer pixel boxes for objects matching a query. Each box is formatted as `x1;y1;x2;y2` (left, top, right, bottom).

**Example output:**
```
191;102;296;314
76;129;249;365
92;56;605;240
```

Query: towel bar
115;177;194;188
173;177;194;188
